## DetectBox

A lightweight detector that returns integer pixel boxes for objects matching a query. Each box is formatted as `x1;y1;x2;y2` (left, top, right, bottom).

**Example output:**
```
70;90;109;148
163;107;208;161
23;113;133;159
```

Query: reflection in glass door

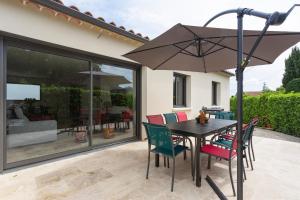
91;63;136;145
6;46;91;164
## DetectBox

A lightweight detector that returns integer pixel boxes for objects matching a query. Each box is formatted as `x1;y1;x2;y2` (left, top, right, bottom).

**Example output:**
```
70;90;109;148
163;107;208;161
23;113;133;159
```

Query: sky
64;0;300;95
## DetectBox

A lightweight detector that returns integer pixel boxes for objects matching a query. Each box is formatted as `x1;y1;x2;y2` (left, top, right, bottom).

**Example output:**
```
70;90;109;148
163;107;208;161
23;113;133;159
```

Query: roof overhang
29;0;149;43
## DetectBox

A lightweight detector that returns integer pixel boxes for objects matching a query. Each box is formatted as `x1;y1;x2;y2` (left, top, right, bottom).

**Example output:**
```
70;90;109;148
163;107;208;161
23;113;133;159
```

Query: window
5;44;138;165
173;73;186;107
212;81;220;105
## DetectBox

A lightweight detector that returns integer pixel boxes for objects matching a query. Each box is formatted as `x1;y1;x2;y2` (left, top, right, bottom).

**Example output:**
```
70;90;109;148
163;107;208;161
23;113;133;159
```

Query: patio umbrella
124;6;300;200
124;23;300;73
79;71;131;89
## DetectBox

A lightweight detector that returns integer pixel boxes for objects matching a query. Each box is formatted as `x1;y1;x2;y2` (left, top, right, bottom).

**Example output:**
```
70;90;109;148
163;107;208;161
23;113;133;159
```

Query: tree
286;78;300;92
262;82;271;92
282;47;300;88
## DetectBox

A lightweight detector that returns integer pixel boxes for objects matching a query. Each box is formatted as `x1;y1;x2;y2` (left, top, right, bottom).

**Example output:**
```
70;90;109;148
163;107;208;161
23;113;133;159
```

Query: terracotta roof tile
32;0;150;41
52;0;63;5
109;22;116;26
69;5;79;11
97;17;105;22
84;11;93;17
119;26;126;30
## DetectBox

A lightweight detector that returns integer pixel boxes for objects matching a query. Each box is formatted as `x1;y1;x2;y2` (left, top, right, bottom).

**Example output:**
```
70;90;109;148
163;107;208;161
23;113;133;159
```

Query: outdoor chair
200;129;242;196
163;113;178;124
163;113;193;161
241;121;256;170
143;122;194;192
146;114;169;167
176;112;188;122
211;120;256;172
215;111;234;120
146;114;164;125
250;117;259;161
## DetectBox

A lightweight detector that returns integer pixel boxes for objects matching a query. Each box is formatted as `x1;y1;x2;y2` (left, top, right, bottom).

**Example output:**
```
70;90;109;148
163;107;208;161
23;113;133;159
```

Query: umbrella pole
236;12;244;200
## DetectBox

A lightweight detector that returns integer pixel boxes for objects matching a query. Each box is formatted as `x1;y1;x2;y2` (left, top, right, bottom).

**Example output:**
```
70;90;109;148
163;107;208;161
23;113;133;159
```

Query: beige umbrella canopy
124;23;300;72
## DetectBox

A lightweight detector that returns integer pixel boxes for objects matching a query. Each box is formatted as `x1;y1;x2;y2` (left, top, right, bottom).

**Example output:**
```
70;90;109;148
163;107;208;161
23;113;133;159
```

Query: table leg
202;137;206;146
195;137;201;187
183;138;187;160
155;153;159;167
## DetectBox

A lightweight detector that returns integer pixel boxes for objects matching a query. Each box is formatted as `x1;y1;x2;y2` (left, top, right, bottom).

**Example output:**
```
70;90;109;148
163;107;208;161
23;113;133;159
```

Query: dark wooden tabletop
167;118;237;138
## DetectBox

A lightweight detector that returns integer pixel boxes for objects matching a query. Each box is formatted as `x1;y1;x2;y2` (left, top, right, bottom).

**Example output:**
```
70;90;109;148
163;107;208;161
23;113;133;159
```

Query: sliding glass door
91;63;136;146
6;46;91;163
4;42;139;167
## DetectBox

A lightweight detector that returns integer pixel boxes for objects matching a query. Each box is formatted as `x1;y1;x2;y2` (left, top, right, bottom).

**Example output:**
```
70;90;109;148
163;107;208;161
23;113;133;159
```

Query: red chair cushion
200;144;236;160
146;114;164;125
176;112;188;122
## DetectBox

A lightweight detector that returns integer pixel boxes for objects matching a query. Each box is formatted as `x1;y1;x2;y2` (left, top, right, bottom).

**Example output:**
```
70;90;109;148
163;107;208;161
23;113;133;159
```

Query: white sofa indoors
7;106;57;148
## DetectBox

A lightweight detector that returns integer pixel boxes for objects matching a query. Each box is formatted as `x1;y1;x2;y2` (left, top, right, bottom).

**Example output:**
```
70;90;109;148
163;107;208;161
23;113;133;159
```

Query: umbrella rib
124;39;195;55
180;24;200;39
203;47;225;57
203;39;272;64
173;43;197;56
180;51;199;57
153;52;180;70
152;41;195;70
203;37;225;55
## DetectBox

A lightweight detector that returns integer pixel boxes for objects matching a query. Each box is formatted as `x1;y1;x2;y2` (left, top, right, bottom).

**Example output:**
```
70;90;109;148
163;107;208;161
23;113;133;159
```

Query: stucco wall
0;0;141;61
141;68;231;139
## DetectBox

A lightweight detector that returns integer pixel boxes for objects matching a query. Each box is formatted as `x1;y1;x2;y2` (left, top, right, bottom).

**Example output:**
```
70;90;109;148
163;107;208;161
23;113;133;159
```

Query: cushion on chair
146;115;164;125
200;144;236;160
219;134;235;140
152;145;188;157
213;138;232;148
176;112;188;122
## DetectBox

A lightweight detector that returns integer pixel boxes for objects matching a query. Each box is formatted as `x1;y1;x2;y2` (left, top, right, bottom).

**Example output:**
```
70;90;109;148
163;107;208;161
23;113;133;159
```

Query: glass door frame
0;34;142;170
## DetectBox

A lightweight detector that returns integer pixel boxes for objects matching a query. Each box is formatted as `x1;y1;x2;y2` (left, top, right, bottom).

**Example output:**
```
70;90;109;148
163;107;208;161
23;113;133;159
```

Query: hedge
230;92;300;137
23;86;133;129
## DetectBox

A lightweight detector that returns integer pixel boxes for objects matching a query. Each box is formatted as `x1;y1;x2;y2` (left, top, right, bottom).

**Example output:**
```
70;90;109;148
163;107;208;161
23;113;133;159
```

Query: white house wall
0;0;141;62
1;0;231;140
141;68;230;139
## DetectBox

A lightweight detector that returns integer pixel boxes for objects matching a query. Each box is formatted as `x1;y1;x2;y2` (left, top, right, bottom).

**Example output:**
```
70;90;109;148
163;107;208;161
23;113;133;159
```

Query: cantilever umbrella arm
203;4;300;200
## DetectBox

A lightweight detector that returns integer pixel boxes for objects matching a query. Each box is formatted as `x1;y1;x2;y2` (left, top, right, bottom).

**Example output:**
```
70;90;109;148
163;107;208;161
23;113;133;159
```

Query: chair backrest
143;122;174;152
251;117;259;126
242;122;255;144
163;113;178;124
231;133;238;151
215;111;234;120
146;114;164;125
176;112;188;122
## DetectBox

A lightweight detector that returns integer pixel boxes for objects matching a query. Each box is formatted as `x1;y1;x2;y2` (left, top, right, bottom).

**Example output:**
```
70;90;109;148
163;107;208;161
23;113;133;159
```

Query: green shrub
230;93;300;137
286;78;300;92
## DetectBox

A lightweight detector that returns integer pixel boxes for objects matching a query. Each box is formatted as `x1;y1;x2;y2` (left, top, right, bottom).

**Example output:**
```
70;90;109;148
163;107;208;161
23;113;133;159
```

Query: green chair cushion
213;138;232;149
151;145;188;157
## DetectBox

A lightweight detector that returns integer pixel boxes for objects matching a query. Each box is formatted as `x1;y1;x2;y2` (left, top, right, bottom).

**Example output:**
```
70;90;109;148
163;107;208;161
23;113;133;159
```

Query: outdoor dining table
166;118;237;187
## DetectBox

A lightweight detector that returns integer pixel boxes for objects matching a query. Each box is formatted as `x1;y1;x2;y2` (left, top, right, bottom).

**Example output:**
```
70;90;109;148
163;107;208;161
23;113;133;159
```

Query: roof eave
220;70;235;77
30;0;149;43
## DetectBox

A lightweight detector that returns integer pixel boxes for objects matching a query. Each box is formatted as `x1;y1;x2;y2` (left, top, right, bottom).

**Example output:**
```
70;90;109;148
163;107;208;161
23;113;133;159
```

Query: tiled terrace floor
0;128;300;200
